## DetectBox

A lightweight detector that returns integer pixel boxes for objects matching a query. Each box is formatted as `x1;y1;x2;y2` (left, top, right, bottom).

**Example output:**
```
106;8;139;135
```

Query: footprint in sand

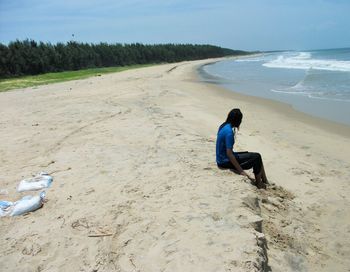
174;112;183;118
290;167;312;176
249;130;260;136
22;242;42;256
71;218;90;231
210;212;222;221
310;177;323;183
85;188;95;195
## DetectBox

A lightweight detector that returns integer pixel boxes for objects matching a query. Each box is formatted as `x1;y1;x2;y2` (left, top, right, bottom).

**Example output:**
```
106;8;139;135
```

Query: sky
0;0;349;51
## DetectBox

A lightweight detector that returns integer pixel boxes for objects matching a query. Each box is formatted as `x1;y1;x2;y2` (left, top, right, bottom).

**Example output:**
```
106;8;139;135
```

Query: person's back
216;123;234;165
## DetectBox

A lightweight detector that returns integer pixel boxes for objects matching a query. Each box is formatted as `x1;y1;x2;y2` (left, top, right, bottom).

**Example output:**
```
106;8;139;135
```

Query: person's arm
226;149;254;180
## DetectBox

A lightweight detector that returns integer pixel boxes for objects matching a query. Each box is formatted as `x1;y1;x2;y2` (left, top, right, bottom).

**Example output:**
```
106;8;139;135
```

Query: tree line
0;40;249;78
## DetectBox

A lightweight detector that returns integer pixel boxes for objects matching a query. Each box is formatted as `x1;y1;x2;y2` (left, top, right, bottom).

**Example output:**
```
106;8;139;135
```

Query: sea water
200;48;350;126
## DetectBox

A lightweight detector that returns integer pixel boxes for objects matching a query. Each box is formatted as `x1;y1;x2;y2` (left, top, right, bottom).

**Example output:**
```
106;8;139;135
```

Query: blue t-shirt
216;123;235;165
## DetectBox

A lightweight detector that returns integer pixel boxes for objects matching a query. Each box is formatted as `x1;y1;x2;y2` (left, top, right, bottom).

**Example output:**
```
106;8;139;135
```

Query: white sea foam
271;88;350;102
235;57;265;62
263;52;350;72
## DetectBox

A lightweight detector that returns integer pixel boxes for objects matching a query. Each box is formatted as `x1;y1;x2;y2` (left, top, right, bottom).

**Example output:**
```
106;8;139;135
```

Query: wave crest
263;52;350;72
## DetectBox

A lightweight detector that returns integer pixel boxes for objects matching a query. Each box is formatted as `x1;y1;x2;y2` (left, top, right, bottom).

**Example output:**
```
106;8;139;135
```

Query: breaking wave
263;52;350;72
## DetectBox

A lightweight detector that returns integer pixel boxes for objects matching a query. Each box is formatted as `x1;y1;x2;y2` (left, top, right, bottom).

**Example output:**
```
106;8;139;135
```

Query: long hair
219;108;243;131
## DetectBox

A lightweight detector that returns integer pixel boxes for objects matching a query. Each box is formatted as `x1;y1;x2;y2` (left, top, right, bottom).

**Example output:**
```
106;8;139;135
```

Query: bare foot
256;180;266;189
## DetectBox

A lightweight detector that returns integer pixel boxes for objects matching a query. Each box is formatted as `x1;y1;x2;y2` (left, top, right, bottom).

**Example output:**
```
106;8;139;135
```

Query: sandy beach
1;59;350;271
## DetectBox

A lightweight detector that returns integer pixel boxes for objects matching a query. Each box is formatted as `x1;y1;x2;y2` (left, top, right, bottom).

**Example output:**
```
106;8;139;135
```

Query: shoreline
197;59;350;137
197;58;350;134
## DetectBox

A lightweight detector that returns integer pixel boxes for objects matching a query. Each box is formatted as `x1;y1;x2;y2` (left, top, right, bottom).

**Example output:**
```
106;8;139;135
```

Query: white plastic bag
0;200;13;217
10;191;46;216
17;172;53;192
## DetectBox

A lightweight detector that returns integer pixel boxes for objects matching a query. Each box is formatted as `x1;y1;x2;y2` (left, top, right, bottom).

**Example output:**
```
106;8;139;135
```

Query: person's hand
241;171;254;181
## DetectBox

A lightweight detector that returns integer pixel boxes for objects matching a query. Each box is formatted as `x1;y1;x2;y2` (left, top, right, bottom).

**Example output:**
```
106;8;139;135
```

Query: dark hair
219;108;243;130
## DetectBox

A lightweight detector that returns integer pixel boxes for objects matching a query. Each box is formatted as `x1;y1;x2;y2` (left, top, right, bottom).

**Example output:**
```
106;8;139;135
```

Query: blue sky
0;0;349;51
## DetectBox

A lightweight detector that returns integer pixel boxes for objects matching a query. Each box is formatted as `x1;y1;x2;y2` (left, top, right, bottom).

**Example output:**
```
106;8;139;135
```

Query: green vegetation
0;64;152;92
0;40;249;79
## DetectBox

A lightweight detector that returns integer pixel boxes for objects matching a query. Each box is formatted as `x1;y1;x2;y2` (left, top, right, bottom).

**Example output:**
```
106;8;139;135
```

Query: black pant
218;152;263;174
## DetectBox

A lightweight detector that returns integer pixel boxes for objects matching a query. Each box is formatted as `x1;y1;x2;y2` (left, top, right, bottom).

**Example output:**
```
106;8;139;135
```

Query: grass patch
0;64;155;92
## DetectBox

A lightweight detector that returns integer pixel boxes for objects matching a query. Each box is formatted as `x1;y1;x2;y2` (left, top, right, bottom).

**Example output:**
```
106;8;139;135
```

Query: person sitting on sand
216;108;268;189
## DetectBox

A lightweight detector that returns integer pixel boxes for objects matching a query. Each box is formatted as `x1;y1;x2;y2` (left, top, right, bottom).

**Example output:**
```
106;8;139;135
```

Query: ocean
200;48;350;126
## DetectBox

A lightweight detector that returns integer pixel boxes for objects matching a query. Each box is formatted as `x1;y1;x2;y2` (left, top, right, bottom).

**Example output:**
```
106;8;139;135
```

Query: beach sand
0;59;349;271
